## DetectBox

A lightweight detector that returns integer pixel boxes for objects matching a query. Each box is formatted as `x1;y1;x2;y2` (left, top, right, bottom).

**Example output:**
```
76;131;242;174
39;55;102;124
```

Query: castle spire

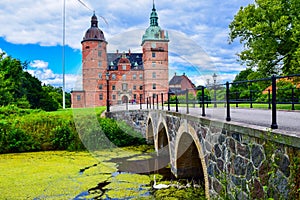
150;0;158;26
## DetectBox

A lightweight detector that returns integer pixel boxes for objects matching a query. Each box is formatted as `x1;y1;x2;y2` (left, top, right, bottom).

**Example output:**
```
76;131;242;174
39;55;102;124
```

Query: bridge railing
141;74;300;129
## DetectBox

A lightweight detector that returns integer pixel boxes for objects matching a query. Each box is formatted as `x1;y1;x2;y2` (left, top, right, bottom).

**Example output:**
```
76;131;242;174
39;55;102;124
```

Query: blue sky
0;0;253;90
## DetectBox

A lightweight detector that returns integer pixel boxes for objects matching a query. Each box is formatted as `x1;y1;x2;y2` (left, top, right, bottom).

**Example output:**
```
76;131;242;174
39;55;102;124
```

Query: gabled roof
169;74;196;88
107;53;144;70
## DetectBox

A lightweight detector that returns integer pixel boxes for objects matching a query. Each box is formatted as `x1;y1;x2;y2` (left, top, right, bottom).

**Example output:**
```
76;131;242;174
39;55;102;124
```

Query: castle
71;3;169;108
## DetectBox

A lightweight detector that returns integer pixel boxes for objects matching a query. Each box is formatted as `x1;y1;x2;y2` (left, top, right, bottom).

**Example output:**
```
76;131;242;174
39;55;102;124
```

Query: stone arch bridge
106;109;300;199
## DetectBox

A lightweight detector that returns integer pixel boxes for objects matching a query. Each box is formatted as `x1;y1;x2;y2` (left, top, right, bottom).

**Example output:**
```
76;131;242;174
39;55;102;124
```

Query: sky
0;0;254;91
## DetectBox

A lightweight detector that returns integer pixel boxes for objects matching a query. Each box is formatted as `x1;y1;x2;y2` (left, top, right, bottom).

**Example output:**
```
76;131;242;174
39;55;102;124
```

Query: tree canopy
229;0;300;76
0;53;70;111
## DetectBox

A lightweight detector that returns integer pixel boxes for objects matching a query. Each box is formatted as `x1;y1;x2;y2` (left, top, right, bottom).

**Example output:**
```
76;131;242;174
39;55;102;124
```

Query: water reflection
75;147;206;199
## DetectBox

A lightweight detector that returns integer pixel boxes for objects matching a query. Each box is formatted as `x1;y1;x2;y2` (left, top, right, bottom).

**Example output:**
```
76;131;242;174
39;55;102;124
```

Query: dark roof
82;14;106;43
107;53;144;70
169;75;184;85
169;74;196;88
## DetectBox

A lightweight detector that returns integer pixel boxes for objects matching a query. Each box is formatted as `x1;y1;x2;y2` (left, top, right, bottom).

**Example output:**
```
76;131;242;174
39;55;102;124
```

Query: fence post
226;82;231;121
292;88;295;110
202;86;206;116
149;97;151;109
140;95;142;109
152;95;155;109
176;94;179;112
193;97;196;108
186;89;189;114
250;90;253;108
271;75;278;129
168;92;170;111
236;92;238;107
268;89;271;109
156;94;158;109
161;93;164;110
147;97;149;109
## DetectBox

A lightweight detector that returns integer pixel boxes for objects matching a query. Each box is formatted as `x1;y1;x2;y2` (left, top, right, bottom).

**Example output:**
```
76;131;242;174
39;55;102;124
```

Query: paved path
110;104;300;134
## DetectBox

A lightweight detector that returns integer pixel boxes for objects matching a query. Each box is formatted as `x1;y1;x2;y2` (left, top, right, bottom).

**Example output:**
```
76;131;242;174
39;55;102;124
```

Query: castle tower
142;2;169;101
80;13;108;107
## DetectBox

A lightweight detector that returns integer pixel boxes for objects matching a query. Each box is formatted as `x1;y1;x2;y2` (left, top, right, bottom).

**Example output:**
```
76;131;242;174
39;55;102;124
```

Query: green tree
229;0;300;76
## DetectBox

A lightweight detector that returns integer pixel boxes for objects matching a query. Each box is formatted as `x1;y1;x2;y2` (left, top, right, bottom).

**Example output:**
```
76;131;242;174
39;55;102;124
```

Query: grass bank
0;105;146;153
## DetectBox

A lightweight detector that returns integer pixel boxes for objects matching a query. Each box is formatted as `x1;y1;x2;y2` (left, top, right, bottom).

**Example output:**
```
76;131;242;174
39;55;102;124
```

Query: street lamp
212;73;217;108
106;72;110;112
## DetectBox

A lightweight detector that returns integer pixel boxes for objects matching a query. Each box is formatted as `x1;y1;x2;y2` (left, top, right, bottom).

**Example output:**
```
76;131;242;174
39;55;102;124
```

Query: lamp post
106;72;110;112
213;73;217;108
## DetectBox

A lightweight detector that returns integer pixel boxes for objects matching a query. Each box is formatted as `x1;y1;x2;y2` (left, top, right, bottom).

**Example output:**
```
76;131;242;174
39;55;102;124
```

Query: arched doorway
122;95;128;103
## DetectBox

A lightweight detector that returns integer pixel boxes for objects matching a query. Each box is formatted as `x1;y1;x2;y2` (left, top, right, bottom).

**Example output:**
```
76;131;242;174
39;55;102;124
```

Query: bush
0;106;145;153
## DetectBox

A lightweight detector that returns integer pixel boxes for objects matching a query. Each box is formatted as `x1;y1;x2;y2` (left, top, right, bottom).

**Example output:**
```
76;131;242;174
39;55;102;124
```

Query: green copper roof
142;2;169;44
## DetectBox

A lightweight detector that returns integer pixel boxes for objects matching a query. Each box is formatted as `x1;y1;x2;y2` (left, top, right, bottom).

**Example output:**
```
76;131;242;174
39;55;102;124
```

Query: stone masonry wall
107;110;300;200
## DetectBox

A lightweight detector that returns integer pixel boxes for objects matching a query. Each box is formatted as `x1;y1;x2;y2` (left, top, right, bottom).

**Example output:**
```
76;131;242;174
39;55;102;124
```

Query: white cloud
0;0;254;85
27;59;80;91
30;60;48;69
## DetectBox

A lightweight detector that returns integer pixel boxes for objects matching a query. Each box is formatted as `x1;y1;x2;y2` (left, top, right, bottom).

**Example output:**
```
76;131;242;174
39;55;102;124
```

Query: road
110;104;300;134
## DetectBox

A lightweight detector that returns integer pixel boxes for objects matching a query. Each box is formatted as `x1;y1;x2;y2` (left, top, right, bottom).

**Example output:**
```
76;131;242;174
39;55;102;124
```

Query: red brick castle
71;3;169;108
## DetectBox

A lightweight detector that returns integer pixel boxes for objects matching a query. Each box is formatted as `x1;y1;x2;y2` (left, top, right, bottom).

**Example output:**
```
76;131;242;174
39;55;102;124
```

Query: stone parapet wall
107;110;300;200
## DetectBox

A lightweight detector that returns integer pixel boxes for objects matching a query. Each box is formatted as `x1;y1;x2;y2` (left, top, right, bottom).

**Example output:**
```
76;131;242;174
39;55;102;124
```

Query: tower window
152;62;156;67
99;84;103;90
77;95;81;101
98;43;102;48
139;74;143;80
152;72;156;79
133;85;137;90
98;61;102;67
133;94;137;100
152;52;156;58
133;74;137;80
122;74;126;80
153;84;156;89
112;85;116;90
113;95;116;100
99;94;103;100
112;74;116;80
122;65;126;70
140;85;143;90
98;51;102;57
98;73;102;79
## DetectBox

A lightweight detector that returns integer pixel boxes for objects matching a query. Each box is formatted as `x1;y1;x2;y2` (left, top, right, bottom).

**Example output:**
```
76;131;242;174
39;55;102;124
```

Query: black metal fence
142;74;300;129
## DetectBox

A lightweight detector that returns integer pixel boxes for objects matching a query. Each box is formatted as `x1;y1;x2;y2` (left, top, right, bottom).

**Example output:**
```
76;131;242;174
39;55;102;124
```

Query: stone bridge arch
146;116;154;144
175;121;210;199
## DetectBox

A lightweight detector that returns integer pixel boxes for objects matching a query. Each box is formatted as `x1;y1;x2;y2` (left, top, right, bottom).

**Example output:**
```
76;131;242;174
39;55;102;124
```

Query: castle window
152;62;156;67
152;52;156;58
152;84;156;89
112;95;116;100
98;50;102;57
85;46;90;49
133;85;136;90
139;74;143;80
133;74;137;80
152;72;156;79
112;85;116;90
98;73;102;79
133;94;137;100
98;61;102;67
140;85;143;90
122;83;128;91
122;65;126;70
122;74;126;80
77;95;81;101
98;43;102;48
112;74;116;80
98;84;103;90
99;94;103;100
